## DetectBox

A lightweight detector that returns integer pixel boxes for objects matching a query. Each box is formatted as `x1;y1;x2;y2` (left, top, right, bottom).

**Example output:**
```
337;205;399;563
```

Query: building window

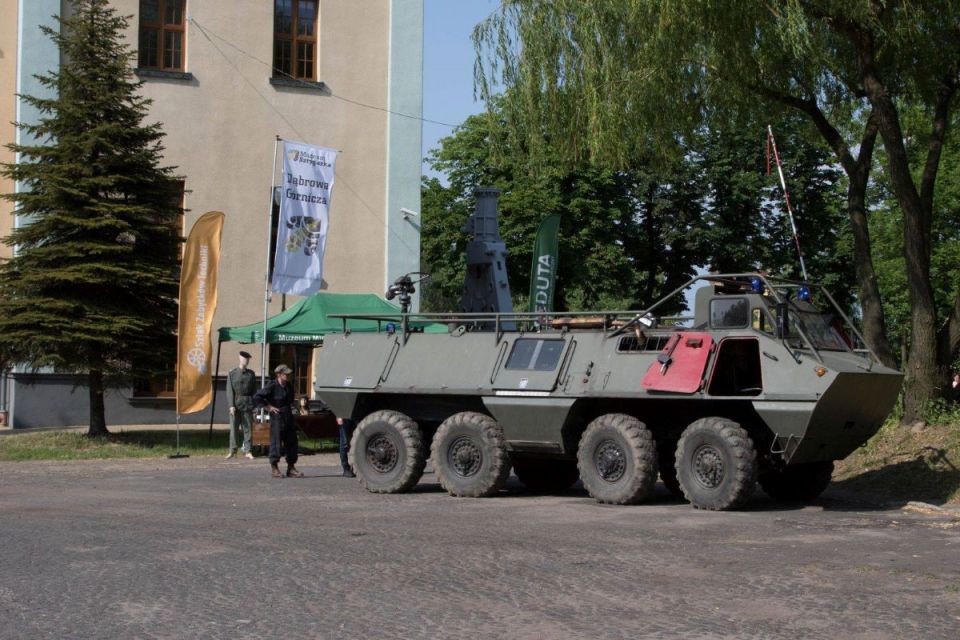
139;0;186;71
274;0;318;80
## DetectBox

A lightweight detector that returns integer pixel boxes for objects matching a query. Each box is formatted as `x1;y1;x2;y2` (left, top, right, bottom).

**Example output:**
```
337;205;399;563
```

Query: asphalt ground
1;454;958;640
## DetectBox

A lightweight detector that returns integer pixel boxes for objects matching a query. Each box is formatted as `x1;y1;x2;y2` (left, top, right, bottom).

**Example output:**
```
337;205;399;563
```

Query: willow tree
0;0;182;436
474;0;960;424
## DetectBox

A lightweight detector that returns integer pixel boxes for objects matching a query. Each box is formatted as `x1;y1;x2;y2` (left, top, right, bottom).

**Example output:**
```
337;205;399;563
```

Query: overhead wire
189;17;457;128
187;16;425;262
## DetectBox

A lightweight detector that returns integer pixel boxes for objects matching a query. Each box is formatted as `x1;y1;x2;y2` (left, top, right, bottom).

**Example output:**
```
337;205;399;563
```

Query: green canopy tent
210;292;443;438
218;292;409;344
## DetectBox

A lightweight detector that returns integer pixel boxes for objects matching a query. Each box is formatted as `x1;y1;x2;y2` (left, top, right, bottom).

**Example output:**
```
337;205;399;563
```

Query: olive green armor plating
316;274;902;510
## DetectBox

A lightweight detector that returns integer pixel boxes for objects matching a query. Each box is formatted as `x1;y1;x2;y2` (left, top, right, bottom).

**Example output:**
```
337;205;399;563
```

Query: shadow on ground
832;446;959;507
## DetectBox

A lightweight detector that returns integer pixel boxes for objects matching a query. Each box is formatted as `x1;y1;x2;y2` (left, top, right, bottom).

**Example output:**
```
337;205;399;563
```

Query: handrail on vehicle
326;272;882;367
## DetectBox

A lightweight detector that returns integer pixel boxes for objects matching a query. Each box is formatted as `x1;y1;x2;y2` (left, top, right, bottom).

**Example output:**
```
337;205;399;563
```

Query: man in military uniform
225;350;257;459
254;364;302;478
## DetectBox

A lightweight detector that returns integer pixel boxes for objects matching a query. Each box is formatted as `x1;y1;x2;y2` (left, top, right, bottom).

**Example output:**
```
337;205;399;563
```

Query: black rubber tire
759;461;834;503
350;410;426;494
512;457;580;492
656;436;684;499
676;417;757;510
576;414;658;505
430;412;510;497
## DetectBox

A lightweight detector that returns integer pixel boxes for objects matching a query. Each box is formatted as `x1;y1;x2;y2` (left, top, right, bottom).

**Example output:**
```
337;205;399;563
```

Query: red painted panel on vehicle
641;332;713;393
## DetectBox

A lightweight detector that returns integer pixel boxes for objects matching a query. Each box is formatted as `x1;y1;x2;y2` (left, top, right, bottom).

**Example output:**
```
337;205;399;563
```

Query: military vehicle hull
316;274;902;510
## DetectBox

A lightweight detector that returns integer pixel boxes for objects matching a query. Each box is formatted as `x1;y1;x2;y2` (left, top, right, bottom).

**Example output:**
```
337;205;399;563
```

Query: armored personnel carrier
315;273;902;510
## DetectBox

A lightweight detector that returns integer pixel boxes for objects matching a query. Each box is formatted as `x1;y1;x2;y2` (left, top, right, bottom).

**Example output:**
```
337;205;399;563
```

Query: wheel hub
366;434;399;473
447;436;482;477
595;440;626;482
693;444;724;489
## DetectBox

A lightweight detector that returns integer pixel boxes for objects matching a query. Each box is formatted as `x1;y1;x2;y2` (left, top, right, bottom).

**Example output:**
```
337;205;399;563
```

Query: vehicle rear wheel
431;412;510;497
350;410;426;493
577;414;658;505
759;461;834;503
676;417;756;510
512;456;580;492
657;436;684;499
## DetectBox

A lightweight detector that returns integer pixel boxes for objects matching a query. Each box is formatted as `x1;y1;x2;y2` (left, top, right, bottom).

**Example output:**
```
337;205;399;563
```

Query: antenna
767;125;809;281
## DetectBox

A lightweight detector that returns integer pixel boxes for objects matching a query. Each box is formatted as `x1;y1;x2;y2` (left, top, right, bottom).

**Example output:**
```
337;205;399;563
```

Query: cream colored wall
0;0;17;261
113;0;391;368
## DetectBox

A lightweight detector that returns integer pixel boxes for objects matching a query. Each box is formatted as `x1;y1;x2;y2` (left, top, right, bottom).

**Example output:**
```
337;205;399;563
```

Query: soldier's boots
286;465;304;478
271;462;282;478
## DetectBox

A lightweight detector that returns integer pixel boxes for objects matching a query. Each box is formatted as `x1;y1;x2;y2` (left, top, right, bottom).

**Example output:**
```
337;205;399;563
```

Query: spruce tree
0;0;182;436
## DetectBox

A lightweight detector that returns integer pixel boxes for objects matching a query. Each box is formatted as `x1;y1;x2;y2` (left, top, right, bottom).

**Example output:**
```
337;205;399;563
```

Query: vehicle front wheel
675;417;756;510
350;410;426;493
759;461;834;503
431;412;510;497
577;414;658;505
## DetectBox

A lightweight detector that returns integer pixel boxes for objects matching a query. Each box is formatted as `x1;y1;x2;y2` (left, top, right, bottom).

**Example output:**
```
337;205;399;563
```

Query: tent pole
261;135;280;390
208;338;223;443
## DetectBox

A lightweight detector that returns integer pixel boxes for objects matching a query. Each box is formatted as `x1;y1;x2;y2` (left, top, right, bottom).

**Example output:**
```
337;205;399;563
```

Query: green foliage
421;105;704;313
0;1;181;389
421;104;848;314
475;1;958;171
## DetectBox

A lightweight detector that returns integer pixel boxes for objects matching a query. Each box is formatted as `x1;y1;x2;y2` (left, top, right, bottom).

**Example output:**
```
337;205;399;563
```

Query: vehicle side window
506;339;565;371
617;335;670;353
710;298;749;329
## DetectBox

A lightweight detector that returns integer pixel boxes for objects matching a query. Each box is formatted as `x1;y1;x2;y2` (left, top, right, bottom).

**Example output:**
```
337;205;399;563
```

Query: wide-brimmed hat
274;364;293;375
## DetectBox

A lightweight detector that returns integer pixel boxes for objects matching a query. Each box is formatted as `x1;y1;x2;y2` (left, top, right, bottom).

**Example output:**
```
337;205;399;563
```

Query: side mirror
776;303;790;338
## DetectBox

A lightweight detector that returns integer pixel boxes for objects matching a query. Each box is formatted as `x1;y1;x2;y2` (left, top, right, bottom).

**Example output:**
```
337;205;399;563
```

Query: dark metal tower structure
459;188;513;322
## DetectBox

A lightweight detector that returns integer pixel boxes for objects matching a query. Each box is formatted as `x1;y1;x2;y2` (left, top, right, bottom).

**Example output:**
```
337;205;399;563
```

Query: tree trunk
845;144;897;368
87;368;109;437
860;87;939;424
851;28;944;424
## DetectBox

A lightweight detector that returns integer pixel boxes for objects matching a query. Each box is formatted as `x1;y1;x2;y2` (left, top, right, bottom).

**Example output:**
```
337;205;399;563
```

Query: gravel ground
1;453;958;640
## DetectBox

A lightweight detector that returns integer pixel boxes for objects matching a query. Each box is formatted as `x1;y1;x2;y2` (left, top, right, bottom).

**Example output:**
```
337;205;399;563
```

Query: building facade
0;0;423;428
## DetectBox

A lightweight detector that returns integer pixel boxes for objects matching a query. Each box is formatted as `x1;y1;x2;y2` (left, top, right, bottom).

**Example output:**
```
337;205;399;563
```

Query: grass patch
834;420;960;505
0;429;339;462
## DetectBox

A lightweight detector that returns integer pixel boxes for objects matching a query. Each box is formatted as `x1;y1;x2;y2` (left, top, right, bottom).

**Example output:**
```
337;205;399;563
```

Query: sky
421;0;501;181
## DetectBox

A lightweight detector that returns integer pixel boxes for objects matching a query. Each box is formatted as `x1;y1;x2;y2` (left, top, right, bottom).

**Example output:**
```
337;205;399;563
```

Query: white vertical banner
271;141;338;296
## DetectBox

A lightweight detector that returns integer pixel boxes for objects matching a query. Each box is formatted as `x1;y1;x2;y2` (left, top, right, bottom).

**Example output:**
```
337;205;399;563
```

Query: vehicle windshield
785;302;852;352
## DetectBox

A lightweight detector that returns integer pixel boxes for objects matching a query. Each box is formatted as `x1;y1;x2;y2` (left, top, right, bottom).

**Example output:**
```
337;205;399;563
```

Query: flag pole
169;413;189;459
261;136;281;389
208;338;223;443
767;125;808;281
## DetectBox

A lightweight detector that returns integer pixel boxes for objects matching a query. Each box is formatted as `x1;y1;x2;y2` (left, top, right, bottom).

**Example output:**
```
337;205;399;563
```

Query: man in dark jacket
254;364;302;478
